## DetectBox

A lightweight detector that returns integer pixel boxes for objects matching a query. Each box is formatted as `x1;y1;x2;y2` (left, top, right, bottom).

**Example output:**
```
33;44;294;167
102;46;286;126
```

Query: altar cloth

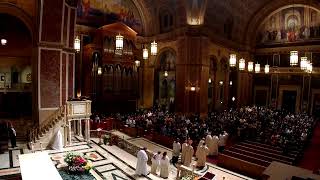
19;152;63;180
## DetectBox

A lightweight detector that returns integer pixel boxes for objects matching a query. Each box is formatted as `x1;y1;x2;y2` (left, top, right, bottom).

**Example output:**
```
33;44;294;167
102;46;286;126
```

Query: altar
19;152;63;180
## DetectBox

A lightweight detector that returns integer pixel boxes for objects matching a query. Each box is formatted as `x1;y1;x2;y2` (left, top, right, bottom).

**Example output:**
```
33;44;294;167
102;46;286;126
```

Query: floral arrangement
181;174;198;180
64;152;93;173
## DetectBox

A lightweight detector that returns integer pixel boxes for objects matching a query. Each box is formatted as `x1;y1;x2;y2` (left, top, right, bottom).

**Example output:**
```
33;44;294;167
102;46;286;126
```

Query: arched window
159;9;174;33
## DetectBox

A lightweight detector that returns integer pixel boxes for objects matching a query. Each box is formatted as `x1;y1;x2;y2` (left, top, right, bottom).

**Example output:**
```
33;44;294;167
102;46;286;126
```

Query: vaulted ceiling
136;0;320;46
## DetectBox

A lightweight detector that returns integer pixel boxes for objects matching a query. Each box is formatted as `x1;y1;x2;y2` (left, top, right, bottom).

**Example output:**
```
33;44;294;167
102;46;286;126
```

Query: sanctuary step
245;140;302;154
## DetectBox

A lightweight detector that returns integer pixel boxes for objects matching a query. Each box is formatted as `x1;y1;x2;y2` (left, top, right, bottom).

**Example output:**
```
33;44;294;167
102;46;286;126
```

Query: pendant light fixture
239;58;246;71
229;54;237;67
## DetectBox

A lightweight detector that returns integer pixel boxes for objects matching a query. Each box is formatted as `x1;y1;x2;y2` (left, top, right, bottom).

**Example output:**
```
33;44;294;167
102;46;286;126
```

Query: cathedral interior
1;0;320;179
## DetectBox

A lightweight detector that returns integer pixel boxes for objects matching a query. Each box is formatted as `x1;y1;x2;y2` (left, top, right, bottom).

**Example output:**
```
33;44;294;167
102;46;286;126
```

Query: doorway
282;90;297;113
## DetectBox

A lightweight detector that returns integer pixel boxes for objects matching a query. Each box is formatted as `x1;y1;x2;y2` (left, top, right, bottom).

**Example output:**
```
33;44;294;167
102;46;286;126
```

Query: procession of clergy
135;131;229;178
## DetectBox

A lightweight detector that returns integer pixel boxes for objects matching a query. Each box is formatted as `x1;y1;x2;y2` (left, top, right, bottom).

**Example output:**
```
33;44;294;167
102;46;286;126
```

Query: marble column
68;120;72;145
78;119;82;137
85;119;90;142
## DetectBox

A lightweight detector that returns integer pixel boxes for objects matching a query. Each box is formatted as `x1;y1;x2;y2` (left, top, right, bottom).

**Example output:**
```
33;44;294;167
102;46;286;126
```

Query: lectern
65;99;92;145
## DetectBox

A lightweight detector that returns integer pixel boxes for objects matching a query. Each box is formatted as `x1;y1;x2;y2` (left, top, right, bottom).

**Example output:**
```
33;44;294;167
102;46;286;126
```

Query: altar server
136;147;149;176
196;138;205;157
181;139;188;164
172;139;181;165
160;152;170;178
211;134;219;156
183;142;194;167
151;151;161;175
196;143;209;168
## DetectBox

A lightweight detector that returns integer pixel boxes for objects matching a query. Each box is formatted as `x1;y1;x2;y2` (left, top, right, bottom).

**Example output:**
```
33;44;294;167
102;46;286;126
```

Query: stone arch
155;47;177;69
130;0;152;35
245;0;320;47
0;3;34;43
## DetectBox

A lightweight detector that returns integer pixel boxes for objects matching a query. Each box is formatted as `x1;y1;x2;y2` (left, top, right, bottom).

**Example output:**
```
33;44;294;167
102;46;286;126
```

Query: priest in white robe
160;152;170;179
172;139;181;165
196;143;209;168
136;147;149;176
181;139;188;164
183;142;194;167
151;151;161;175
218;131;228;152
205;133;214;155
211;134;219;156
196;138;205;157
50;130;63;151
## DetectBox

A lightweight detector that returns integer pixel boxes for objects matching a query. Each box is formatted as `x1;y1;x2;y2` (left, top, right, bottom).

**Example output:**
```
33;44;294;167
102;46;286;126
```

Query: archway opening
0;13;33;139
154;50;176;112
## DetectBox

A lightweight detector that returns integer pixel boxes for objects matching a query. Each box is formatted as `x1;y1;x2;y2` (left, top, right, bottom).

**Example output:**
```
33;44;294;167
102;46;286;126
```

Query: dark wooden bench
235;144;295;162
240;142;298;158
229;146;293;165
218;153;266;178
223;150;271;167
245;140;301;154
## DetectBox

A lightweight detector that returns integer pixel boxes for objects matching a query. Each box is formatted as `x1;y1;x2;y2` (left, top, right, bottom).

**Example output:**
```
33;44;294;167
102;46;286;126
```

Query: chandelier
255;63;260;73
300;57;308;70
143;47;149;60
97;67;102;75
264;64;270;74
306;61;313;73
239;58;245;71
115;34;124;50
150;41;158;56
164;71;168;77
229;54;237;67
135;60;140;67
248;62;254;72
74;36;80;52
290;51;298;66
1;39;7;46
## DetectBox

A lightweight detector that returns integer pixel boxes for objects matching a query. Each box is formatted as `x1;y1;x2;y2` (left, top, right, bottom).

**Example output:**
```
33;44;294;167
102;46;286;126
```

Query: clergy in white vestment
136;147;149;176
196;138;205;157
211;134;219;156
50;130;63;151
151;151;161;175
183;142;194;167
181;140;188;164
205;133;214;155
218;131;228;152
160;152;170;179
172;139;181;164
196;143;209;168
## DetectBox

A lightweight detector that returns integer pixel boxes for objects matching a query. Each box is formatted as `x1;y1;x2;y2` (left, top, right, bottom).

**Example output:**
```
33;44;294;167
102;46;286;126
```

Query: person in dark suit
8;123;17;148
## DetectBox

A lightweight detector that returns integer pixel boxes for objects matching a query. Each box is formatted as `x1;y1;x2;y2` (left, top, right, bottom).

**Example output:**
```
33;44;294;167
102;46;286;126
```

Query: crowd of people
106;106;315;154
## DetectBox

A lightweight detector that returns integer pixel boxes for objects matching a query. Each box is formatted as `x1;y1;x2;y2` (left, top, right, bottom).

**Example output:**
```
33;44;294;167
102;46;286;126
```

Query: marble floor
0;134;254;180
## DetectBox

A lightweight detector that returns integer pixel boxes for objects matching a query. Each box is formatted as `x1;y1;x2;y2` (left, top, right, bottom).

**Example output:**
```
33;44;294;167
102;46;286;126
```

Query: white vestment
196;145;209;167
181;142;188;163
172;142;181;157
160;156;170;178
196;139;205;156
136;150;149;175
211;135;219;155
151;153;161;174
50;130;63;151
205;135;214;155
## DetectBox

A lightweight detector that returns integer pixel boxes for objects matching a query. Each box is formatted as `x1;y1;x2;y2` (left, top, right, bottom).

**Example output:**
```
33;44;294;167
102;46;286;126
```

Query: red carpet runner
299;122;320;171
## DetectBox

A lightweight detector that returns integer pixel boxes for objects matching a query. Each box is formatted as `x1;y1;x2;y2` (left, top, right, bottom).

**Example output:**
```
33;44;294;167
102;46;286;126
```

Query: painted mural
256;6;320;45
77;0;143;34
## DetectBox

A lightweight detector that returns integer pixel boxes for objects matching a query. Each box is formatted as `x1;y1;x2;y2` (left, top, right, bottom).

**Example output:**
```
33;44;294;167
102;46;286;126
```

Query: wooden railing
28;105;65;142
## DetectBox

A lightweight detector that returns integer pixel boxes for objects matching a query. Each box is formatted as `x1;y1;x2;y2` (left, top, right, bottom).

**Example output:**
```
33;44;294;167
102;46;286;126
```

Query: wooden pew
218;153;267;178
245;140;301;154
229;147;293;165
222;150;271;167
235;144;295;162
240;142;298;158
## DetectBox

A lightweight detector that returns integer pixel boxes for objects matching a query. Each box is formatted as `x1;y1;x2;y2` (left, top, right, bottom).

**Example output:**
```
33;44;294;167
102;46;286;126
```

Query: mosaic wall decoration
77;0;142;34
